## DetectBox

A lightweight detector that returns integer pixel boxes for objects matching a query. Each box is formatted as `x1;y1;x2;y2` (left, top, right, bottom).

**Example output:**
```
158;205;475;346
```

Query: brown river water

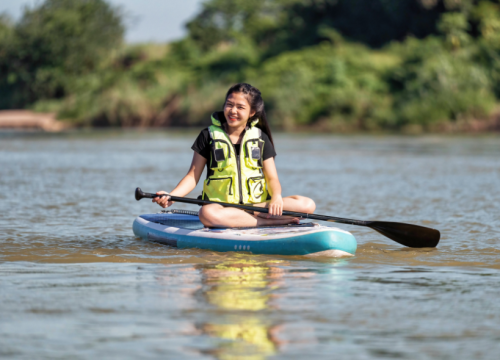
1;130;500;359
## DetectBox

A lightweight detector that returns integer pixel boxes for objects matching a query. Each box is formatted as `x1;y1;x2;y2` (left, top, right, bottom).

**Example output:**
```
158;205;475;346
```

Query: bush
252;42;397;130
4;0;500;132
389;37;496;128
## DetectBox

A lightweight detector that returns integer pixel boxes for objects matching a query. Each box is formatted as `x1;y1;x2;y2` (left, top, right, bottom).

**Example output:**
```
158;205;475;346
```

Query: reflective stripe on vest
202;115;268;204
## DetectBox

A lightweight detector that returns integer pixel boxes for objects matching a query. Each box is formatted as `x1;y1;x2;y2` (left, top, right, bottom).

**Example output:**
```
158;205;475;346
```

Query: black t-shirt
192;128;276;161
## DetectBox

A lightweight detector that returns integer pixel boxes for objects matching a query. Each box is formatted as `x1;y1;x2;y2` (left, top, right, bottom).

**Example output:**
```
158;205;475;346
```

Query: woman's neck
224;123;246;144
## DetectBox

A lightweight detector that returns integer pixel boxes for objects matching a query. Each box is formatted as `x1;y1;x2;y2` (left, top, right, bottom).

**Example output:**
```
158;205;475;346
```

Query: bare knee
302;197;316;213
287;195;316;213
198;205;222;227
198;207;215;227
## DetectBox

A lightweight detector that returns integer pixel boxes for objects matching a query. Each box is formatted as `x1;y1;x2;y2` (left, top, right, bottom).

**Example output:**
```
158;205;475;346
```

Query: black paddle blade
367;221;440;248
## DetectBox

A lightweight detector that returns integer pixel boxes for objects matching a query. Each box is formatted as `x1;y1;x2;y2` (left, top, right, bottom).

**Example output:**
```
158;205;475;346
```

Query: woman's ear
250;110;256;118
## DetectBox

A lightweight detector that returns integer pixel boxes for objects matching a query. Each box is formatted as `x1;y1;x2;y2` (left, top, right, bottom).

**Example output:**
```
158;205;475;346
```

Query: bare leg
199;204;300;228
198;196;315;228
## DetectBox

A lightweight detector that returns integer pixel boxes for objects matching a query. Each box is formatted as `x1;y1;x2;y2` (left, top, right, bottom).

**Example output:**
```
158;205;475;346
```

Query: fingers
159;195;172;208
268;202;283;217
152;191;171;208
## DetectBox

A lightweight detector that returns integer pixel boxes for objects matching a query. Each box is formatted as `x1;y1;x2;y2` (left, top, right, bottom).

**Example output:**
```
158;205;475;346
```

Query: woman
153;83;315;227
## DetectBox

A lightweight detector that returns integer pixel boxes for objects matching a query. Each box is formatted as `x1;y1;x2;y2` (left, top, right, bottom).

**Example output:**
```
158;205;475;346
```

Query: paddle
135;187;440;248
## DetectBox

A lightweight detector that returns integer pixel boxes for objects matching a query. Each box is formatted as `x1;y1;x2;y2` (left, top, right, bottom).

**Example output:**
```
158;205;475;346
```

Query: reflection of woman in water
196;260;287;358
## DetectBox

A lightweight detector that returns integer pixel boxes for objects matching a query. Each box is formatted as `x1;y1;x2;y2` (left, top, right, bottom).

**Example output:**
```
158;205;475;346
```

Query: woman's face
224;92;255;130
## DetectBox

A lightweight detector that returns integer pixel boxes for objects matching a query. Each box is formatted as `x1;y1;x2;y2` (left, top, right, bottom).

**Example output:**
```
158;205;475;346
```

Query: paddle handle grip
139;192;160;199
135;189;215;207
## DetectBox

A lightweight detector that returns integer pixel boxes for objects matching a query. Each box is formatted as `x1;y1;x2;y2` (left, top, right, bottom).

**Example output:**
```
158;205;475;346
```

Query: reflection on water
193;258;356;359
198;260;285;359
3;260;499;359
1;131;500;359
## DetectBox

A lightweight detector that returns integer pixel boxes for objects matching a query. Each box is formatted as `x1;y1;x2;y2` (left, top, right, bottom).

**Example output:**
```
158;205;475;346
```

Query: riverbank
3;106;500;135
0;110;69;132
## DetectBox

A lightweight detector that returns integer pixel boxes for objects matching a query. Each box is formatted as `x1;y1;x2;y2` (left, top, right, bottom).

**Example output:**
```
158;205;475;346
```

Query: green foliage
3;0;500;132
471;1;500;97
186;0;451;53
34;44;188;126
252;43;396;130
0;13;13;41
0;0;124;108
390;38;495;128
185;0;280;52
178;0;500;131
438;12;471;48
195;36;261;81
472;0;500;41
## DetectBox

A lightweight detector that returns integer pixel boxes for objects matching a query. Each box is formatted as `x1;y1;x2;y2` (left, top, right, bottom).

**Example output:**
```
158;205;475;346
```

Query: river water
1;131;499;359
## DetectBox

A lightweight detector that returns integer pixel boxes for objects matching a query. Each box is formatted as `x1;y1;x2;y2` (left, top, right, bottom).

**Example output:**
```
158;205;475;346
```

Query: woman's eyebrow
226;100;247;107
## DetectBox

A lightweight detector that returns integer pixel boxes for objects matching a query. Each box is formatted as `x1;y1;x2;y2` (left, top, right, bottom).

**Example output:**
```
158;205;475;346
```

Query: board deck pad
140;213;319;233
140;213;204;230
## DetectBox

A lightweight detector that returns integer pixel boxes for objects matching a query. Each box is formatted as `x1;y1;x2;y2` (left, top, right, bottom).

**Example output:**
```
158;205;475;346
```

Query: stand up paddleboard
133;210;357;257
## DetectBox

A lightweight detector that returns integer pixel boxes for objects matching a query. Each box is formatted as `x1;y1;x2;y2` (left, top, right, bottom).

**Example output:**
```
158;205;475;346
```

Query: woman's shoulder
199;127;210;135
259;131;271;142
258;130;273;147
192;128;211;159
195;127;210;139
257;130;276;159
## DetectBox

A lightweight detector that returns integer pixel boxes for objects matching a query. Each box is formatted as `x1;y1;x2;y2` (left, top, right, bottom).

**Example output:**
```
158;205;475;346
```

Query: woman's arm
262;157;284;216
154;152;207;208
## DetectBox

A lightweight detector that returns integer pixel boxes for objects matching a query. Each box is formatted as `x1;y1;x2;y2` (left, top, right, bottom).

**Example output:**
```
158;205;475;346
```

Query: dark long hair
224;83;275;147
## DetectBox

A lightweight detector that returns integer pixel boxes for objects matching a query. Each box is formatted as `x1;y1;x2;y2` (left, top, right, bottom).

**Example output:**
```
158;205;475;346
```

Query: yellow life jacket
202;113;269;204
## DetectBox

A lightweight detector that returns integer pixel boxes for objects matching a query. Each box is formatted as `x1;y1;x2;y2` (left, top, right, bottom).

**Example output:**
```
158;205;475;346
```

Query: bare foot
256;216;300;226
256;212;301;221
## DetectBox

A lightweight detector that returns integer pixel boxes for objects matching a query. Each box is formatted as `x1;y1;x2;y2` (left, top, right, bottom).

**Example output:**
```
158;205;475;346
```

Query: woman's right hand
152;191;173;208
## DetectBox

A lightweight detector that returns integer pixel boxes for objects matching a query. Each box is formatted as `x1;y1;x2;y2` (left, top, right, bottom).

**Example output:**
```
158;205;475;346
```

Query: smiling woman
153;83;316;228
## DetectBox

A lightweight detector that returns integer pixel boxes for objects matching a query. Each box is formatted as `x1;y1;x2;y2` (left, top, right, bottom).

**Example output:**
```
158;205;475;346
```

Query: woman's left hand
268;195;284;217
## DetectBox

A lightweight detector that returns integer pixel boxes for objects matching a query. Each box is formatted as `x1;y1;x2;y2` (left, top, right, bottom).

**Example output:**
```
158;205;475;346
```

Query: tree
0;0;124;108
185;0;456;55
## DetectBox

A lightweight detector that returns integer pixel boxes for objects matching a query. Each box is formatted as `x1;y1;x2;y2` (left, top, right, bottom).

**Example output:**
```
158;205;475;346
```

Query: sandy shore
0;110;68;131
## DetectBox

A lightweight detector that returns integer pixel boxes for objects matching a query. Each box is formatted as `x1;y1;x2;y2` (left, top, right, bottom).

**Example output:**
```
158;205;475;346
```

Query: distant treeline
1;0;500;132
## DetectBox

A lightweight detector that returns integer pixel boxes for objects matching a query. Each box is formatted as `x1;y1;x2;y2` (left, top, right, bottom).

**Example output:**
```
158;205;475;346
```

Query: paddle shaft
142;191;368;226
